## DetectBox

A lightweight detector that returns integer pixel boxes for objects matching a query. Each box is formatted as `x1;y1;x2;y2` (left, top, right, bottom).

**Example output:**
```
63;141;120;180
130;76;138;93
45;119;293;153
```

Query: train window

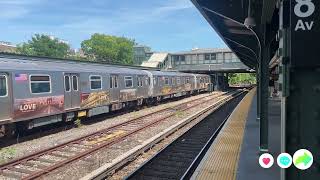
177;77;180;85
145;77;150;86
110;76;113;88
125;76;133;88
0;75;8;97
153;77;157;85
110;75;118;88
64;76;71;92
204;54;210;60
72;76;78;91
137;77;139;87
30;75;51;94
90;75;102;90
210;53;216;60
114;76;118;88
182;77;185;84
158;77;162;85
165;77;170;85
137;77;143;87
186;77;190;84
172;77;175;85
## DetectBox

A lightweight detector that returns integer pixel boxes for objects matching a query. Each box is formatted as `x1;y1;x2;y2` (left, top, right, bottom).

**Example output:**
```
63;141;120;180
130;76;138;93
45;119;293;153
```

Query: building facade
141;53;169;69
169;48;242;70
0;41;17;53
141;48;250;91
133;45;152;65
141;48;248;72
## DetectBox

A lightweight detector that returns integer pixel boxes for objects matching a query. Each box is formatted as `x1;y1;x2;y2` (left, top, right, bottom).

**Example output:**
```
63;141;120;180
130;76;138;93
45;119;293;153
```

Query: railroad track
0;91;232;180
0;92;213;147
125;92;246;180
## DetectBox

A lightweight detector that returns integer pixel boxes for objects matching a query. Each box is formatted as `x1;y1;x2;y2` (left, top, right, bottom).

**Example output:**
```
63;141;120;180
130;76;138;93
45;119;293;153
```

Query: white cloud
0;6;28;19
131;0;193;22
0;0;42;5
0;0;44;19
60;0;193;34
62;18;122;35
154;0;193;13
0;0;197;48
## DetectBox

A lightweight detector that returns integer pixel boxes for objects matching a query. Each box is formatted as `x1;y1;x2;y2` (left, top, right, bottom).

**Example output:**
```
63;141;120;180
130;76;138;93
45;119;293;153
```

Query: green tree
81;33;135;65
228;73;256;85
17;34;70;58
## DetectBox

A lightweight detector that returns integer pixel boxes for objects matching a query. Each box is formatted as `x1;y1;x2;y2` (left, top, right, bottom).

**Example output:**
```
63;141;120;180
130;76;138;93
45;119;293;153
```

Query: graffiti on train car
175;85;184;92
14;96;64;119
120;89;136;101
161;86;172;95
185;84;192;91
81;91;110;109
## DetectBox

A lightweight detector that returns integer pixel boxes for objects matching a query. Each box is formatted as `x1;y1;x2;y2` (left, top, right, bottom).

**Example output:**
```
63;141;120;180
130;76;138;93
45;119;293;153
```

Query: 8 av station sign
291;0;320;67
294;0;315;31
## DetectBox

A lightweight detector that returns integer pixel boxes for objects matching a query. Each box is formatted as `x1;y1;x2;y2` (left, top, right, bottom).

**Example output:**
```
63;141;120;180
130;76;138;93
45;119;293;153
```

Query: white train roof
0;56;208;77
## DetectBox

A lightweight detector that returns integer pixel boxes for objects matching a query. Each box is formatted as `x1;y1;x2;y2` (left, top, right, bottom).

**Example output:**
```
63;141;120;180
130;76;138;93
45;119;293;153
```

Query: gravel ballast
0;93;218;165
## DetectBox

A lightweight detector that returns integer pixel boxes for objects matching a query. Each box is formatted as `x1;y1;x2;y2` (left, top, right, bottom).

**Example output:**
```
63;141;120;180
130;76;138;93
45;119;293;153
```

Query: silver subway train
0;55;211;137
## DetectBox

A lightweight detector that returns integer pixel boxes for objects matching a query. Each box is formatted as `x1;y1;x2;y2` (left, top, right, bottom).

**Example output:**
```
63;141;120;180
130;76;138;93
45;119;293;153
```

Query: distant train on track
0;55;211;137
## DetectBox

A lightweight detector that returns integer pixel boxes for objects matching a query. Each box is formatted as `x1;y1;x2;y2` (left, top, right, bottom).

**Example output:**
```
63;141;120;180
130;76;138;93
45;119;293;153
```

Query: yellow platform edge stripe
192;88;256;180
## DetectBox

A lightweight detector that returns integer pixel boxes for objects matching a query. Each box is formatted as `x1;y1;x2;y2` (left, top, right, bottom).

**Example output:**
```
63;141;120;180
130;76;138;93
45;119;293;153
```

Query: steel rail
125;91;246;180
0;91;237;179
0;92;219;170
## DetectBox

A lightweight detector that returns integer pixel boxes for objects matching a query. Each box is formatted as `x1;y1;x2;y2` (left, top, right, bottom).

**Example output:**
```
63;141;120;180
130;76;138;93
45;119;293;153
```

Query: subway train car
0;55;211;137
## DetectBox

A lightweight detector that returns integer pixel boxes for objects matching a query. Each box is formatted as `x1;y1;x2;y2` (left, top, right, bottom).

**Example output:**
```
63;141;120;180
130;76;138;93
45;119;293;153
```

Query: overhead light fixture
244;0;256;28
244;16;256;28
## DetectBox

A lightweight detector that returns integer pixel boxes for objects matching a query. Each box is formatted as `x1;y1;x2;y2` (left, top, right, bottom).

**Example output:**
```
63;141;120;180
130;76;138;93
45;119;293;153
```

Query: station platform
191;89;281;180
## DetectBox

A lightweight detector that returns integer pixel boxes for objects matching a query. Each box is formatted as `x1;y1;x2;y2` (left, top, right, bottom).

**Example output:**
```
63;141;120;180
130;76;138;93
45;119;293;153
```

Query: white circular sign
277;153;293;168
259;153;274;168
293;149;313;170
294;0;315;18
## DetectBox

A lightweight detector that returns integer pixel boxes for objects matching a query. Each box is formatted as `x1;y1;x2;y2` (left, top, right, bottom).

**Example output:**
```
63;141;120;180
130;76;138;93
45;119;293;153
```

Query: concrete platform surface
236;96;281;180
190;89;281;180
191;89;256;180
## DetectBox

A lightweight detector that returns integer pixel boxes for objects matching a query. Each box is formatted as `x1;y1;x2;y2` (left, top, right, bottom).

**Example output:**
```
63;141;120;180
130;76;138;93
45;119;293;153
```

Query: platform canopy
191;0;279;69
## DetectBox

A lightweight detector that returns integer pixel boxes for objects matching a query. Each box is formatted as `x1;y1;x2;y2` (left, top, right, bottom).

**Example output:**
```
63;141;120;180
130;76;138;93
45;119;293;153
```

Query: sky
0;0;226;52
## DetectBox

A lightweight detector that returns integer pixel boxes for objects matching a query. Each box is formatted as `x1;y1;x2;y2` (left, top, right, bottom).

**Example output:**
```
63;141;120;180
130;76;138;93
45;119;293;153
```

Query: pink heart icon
262;158;270;165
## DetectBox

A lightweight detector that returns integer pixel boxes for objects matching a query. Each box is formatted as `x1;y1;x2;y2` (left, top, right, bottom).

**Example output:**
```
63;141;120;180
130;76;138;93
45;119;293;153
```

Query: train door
64;73;80;109
0;73;12;121
136;76;143;98
142;70;153;97
109;75;120;102
192;74;197;90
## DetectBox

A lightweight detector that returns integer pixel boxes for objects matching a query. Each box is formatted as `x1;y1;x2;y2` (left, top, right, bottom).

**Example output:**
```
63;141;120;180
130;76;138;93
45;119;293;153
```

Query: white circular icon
277;153;293;168
293;149;313;170
259;153;274;168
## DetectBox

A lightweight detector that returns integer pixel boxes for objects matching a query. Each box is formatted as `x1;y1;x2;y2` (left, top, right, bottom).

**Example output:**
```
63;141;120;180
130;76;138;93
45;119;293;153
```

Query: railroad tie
37;157;57;164
1;170;23;179
24;161;48;169
10;167;34;174
50;152;70;158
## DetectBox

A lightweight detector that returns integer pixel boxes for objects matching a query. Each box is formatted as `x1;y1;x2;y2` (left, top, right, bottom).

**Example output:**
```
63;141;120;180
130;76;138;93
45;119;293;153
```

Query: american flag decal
15;74;28;81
